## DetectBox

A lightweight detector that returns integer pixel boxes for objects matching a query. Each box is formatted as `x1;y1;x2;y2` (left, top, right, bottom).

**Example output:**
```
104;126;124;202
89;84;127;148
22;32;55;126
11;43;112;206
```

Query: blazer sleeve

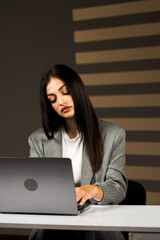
92;124;127;205
28;129;45;157
28;135;40;157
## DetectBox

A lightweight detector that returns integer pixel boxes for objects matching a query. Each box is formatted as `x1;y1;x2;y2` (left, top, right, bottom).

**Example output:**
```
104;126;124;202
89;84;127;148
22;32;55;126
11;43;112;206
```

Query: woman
28;64;127;240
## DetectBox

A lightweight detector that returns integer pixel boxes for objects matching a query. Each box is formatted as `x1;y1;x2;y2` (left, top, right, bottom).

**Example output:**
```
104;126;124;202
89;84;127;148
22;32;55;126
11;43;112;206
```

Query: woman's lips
61;106;71;113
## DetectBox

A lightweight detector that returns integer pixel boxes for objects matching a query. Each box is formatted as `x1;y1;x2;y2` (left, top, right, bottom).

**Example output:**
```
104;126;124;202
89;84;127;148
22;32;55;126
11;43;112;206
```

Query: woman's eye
63;92;69;95
62;90;70;95
51;99;56;103
61;86;70;95
48;97;56;103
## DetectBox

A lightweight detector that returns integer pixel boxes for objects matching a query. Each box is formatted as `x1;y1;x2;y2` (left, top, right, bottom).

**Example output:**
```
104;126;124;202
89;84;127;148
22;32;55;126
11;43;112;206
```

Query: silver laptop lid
0;157;78;215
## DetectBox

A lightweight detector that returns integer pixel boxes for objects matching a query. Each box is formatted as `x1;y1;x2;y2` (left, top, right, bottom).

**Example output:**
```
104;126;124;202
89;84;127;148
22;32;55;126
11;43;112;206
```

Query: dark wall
0;0;109;157
0;0;160;205
0;0;74;156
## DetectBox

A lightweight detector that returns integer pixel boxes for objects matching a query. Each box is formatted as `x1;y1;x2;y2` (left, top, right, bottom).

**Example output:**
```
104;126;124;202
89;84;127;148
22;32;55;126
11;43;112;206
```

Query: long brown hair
40;64;103;172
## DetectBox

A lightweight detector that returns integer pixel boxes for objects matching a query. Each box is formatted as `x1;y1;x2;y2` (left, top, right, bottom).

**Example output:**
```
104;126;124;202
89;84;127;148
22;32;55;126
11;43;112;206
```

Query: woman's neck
64;117;79;139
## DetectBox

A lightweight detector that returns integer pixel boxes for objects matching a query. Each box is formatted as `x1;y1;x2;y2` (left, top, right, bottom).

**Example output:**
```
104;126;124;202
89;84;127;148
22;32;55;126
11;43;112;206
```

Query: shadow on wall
72;0;160;205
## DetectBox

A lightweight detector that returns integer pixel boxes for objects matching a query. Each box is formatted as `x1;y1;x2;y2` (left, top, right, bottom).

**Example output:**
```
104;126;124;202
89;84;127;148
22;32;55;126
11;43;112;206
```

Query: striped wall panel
74;23;160;43
72;0;160;205
73;0;160;21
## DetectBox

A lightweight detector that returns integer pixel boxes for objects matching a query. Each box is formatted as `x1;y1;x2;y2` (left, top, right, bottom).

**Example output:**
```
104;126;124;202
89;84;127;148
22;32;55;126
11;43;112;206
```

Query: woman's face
46;77;75;119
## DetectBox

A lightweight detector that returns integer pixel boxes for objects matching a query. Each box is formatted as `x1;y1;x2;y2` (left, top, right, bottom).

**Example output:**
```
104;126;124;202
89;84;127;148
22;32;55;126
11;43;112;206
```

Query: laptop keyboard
77;201;91;213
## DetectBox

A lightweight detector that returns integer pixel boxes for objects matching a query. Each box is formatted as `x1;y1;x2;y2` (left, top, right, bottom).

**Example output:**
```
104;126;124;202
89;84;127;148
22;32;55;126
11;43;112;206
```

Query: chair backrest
120;180;146;205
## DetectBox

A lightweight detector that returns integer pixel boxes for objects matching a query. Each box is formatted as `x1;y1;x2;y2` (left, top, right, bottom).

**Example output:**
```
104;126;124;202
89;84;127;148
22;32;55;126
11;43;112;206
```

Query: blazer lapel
43;129;94;186
81;146;94;186
43;130;62;157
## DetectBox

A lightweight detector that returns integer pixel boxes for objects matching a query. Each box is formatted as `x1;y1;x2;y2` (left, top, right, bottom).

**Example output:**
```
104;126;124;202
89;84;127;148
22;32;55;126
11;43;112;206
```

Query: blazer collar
44;130;62;157
81;146;94;186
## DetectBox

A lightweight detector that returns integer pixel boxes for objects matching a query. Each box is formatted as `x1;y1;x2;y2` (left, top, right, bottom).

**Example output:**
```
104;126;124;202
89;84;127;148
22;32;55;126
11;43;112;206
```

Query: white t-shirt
62;128;83;186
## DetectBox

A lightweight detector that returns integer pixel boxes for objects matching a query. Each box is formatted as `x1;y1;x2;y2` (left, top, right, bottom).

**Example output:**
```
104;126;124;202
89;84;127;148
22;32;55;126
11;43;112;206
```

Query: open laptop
0;157;90;215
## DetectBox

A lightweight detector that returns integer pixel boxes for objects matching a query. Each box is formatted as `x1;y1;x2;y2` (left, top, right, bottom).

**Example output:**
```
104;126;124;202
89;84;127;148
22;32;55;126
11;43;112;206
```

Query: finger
77;191;85;203
76;189;87;203
75;188;81;201
79;195;89;206
75;187;80;194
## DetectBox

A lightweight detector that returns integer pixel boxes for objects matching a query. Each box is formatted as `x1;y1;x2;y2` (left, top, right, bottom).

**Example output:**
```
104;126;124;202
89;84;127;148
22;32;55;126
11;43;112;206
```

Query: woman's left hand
75;185;103;206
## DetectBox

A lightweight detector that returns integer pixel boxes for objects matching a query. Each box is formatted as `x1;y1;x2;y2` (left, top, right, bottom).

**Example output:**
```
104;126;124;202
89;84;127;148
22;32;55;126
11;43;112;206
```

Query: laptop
0;157;90;215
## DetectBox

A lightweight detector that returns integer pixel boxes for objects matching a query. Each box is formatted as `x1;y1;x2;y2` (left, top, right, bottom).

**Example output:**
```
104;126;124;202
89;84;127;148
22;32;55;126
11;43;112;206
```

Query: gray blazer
28;120;127;205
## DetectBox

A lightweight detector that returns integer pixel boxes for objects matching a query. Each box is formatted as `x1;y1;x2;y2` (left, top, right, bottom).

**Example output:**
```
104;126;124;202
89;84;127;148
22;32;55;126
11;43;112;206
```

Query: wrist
94;185;103;202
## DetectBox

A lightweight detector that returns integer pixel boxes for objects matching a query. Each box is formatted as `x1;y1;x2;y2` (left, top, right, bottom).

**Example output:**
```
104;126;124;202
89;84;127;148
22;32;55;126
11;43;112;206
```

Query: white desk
0;205;160;233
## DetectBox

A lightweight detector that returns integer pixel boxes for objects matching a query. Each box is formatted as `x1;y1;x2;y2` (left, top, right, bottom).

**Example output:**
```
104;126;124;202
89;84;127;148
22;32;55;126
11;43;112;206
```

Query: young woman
28;64;127;240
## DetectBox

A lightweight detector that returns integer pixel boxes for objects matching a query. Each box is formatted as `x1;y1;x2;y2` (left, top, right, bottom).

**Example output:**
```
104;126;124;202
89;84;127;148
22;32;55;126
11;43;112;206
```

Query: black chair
120;180;146;240
120;180;146;205
28;230;39;240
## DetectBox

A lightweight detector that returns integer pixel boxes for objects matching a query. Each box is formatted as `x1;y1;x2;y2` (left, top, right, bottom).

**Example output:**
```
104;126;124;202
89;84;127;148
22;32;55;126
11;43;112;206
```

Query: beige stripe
101;118;160;131
74;23;160;43
146;192;160;205
126;142;160;156
73;0;160;21
76;46;160;64
90;94;160;108
80;70;160;86
125;166;160;181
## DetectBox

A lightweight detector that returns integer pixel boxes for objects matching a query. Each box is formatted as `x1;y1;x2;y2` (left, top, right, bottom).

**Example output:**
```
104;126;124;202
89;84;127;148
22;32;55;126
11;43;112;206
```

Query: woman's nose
57;95;65;105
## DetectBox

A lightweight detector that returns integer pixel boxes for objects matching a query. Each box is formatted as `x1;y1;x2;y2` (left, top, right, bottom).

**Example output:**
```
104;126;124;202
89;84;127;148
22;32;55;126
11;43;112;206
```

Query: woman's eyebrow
59;84;66;91
47;93;55;96
47;84;66;96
